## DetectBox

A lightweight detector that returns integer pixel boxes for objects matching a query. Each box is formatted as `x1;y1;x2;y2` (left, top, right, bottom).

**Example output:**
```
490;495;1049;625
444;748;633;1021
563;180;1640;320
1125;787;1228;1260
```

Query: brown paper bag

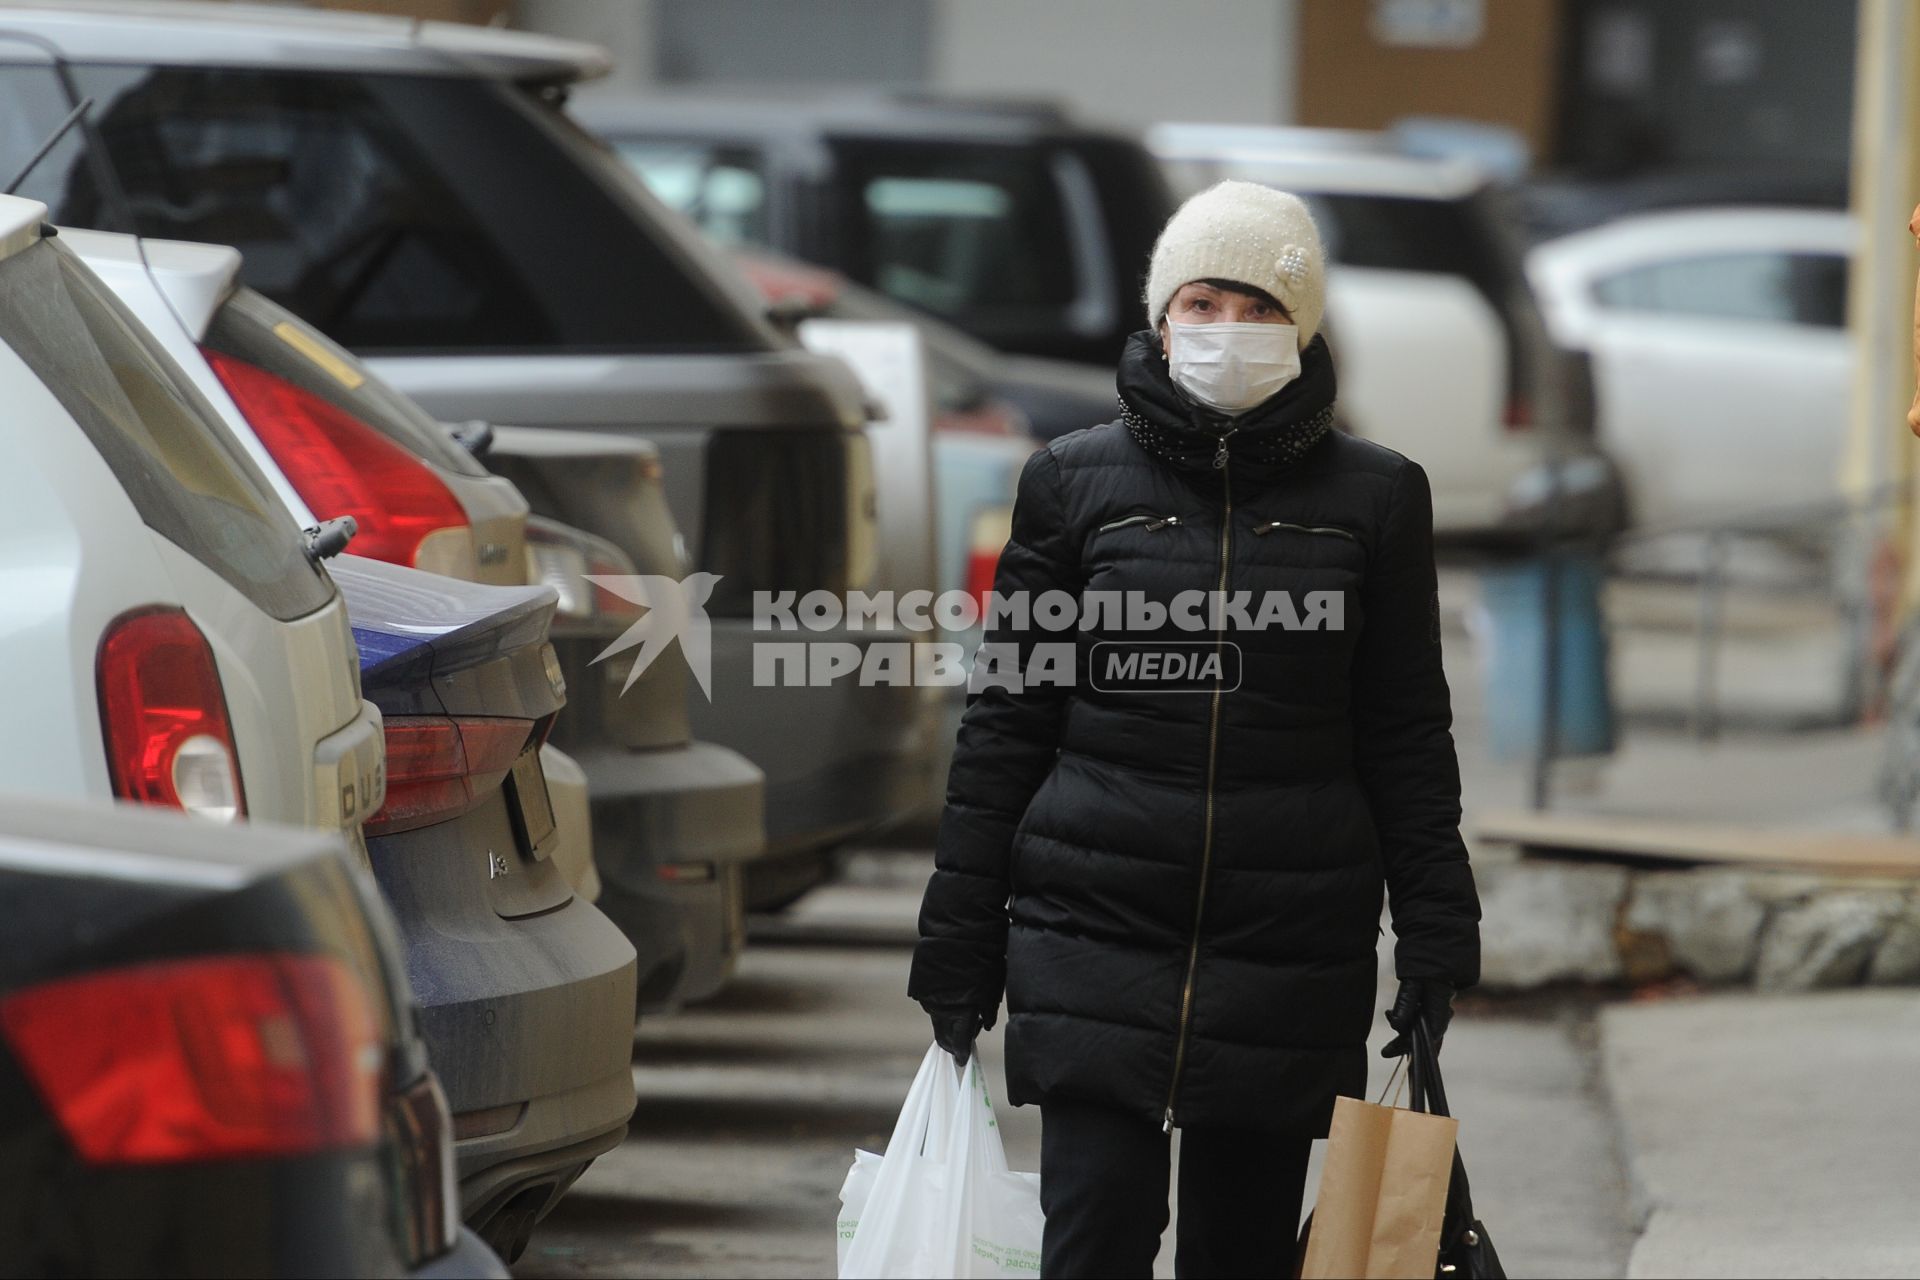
1300;1093;1459;1279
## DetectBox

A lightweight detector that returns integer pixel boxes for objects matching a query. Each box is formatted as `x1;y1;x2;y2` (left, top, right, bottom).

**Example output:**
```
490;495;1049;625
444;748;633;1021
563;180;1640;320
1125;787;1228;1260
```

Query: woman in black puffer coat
909;180;1482;1278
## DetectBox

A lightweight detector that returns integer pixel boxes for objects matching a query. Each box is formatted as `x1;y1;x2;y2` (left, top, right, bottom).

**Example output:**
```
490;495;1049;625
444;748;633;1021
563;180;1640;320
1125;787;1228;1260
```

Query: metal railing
1527;479;1906;810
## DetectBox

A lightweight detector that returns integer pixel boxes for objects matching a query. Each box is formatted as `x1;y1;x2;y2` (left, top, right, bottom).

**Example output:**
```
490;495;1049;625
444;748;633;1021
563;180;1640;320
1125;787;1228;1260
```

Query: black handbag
1408;1021;1507;1280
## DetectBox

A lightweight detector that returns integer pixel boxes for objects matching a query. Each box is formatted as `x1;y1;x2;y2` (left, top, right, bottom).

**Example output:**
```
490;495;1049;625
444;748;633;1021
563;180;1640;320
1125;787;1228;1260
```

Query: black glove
924;1003;995;1069
1380;979;1454;1058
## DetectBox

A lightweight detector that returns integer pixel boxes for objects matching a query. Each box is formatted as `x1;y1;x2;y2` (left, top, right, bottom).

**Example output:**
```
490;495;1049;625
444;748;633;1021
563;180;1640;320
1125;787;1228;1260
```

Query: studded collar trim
1114;329;1338;483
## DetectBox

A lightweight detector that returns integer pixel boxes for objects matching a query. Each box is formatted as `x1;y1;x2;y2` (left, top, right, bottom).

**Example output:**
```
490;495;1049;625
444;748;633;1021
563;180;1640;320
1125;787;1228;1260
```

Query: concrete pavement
517;867;1635;1279
1601;990;1920;1278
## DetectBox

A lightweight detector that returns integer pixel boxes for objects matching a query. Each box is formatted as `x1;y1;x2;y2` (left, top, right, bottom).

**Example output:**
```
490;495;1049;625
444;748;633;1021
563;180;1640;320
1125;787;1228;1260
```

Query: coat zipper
1098;513;1182;533
1164;430;1235;1132
1252;520;1358;541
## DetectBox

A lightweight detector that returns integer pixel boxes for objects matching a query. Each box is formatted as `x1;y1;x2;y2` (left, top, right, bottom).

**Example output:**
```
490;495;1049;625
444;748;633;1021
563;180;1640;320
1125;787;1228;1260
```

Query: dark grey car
573;90;1179;369
0;796;506;1278
330;556;639;1263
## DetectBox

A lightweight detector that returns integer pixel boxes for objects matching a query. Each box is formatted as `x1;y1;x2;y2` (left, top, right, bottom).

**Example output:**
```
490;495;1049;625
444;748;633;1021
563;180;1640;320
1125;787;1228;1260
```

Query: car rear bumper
696;625;940;857
452;1072;633;1230
572;738;762;1007
7;1151;409;1276
646;862;745;1009
575;738;765;869
364;793;638;1226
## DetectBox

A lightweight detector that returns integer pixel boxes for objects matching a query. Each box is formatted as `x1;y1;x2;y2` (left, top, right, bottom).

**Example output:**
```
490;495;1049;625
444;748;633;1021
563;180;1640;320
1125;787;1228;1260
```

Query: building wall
928;0;1297;131
515;0;658;91
511;0;1297;132
1295;0;1563;159
1558;0;1856;174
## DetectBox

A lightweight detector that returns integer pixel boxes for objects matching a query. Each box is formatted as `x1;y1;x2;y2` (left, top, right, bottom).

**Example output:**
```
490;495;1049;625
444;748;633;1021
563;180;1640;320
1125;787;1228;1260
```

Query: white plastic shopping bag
837;1044;1043;1278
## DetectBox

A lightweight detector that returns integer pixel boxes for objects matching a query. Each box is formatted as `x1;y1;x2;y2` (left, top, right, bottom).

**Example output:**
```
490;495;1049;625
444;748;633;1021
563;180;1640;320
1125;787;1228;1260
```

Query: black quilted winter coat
910;331;1481;1138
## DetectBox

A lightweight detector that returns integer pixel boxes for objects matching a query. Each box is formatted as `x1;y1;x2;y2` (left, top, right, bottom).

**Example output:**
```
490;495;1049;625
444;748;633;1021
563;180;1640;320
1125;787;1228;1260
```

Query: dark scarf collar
1116;329;1338;484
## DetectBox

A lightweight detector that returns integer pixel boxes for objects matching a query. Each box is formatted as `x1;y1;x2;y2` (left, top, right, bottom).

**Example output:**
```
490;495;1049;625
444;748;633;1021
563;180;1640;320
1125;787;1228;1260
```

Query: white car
0;193;385;843
1151;123;1595;537
1525;207;1856;531
63;225;608;885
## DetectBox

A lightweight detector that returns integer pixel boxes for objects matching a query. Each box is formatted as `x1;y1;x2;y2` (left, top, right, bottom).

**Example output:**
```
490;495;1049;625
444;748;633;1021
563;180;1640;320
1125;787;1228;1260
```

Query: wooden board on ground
1475;810;1920;879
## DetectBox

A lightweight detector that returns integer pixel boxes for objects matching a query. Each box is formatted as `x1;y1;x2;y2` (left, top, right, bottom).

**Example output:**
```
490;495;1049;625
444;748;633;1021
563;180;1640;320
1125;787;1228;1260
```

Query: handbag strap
1409;1020;1485;1232
1407;1019;1452;1118
1375;1051;1411;1107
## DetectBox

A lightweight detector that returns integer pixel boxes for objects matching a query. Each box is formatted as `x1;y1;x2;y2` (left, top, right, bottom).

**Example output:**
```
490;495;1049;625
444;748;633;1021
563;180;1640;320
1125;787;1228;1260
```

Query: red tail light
0;953;382;1165
97;607;246;822
203;349;470;568
966;547;1001;613
366;716;534;836
1502;395;1534;433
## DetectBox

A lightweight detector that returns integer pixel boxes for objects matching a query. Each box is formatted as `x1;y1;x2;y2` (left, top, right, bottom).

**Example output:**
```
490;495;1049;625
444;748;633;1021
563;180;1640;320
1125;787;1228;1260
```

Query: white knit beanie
1143;180;1327;349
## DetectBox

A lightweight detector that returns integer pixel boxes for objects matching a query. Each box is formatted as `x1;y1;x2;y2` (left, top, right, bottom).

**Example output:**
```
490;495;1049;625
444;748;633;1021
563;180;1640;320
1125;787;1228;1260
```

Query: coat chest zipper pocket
1251;520;1358;541
1099;513;1182;533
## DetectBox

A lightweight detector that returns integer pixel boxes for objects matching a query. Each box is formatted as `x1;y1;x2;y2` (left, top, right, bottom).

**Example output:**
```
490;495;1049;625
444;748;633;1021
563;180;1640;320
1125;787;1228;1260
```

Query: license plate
506;748;556;859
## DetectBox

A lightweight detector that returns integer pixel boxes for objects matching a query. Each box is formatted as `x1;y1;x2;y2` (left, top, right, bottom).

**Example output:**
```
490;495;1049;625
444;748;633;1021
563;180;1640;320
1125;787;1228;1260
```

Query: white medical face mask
1166;321;1301;416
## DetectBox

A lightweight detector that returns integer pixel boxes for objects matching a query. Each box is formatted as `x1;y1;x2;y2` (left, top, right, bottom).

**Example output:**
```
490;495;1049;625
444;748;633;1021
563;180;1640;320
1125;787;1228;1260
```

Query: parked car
1150;123;1618;540
485;428;765;1003
1513;165;1848;247
0;194;383;845
0;796;504;1278
328;556;638;1260
1525;206;1855;532
0;2;938;911
574;89;1176;369
67;221;760;1008
53;225;640;1257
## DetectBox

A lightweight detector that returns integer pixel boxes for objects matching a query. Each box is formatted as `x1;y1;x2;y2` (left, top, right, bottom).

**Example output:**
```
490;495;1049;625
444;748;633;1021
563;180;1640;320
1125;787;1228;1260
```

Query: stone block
1621;869;1767;985
1477;860;1629;988
1754;892;1906;991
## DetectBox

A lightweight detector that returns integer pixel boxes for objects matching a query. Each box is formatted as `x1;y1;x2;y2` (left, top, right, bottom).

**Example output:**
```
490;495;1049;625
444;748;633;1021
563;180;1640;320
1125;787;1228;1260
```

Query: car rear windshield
205;287;490;478
826;138;1081;325
0;63;770;356
1309;191;1523;295
0;239;333;621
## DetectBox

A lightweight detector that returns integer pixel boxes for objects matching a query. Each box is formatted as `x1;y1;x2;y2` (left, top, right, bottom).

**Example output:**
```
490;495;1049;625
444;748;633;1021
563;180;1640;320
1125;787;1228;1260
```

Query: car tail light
966;506;1015;614
524;516;644;624
204;349;472;569
97;607;245;822
1502;394;1534;433
656;862;716;883
366;716;534;836
0;953;381;1165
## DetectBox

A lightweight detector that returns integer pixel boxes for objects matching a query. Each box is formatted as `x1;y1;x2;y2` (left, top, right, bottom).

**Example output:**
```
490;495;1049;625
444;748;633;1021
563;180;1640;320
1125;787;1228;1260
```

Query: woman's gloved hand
1380;979;1454;1058
923;1003;996;1068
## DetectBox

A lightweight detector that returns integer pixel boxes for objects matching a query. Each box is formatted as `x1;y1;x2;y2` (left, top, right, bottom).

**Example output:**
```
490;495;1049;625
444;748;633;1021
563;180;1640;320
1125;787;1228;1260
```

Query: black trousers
1039;1098;1313;1279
